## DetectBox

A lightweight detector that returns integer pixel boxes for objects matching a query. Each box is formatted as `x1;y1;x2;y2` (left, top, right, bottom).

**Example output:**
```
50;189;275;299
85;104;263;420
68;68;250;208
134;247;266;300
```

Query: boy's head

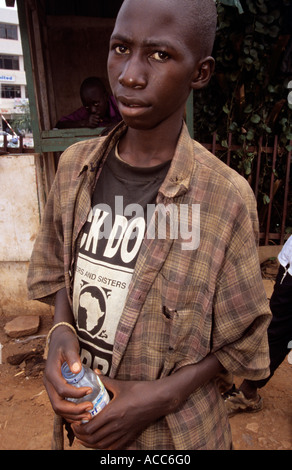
80;77;109;117
107;0;217;130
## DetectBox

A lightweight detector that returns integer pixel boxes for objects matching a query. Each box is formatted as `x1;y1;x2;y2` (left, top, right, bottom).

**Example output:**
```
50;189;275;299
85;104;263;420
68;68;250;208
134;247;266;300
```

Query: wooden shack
10;0;195;198
15;0;124;197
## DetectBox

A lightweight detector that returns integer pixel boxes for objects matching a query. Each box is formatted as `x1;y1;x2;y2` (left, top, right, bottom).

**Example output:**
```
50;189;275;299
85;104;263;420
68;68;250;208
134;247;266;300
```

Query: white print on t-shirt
73;197;200;372
80;204;146;264
73;204;146;374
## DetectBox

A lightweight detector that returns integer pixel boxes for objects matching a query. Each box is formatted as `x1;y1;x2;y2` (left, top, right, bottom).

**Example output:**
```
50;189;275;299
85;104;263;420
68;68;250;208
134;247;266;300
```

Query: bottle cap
61;362;85;384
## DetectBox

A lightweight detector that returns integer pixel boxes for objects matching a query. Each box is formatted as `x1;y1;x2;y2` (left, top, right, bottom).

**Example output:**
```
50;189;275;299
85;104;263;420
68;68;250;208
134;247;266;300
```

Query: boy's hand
86;114;101;128
43;326;93;424
71;374;175;449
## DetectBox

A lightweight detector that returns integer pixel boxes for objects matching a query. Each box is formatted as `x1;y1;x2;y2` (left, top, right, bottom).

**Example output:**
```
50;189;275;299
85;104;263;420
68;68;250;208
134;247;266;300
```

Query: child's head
107;0;217;130
80;77;109;117
178;0;217;58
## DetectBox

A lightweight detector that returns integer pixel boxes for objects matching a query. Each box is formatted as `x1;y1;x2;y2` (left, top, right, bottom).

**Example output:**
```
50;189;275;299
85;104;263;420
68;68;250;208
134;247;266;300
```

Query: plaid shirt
27;122;271;450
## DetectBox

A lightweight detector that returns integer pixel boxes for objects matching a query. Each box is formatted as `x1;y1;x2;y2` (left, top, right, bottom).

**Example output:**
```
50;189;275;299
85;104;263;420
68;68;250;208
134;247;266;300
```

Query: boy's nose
91;104;99;114
118;58;147;89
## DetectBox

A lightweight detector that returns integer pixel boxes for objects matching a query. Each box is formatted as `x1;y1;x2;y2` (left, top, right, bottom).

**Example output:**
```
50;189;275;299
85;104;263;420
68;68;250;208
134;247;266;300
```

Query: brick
4;315;40;338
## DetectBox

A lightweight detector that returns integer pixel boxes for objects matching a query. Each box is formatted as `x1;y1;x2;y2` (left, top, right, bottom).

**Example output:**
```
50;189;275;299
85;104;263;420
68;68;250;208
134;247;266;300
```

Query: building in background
0;0;27;133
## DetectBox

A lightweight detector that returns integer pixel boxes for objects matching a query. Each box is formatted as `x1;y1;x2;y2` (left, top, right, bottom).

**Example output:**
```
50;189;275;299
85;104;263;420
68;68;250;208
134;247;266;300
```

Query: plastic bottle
61;362;109;420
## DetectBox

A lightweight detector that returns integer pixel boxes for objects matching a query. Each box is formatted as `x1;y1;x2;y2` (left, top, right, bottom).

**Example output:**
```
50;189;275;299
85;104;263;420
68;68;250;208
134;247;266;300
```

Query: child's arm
71;354;223;449
43;288;94;424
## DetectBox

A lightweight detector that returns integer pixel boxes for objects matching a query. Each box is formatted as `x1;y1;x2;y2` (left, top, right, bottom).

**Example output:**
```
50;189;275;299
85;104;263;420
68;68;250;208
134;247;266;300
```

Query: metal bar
212;132;216;155
265;135;278;246
226;133;232;166
254;136;263;199
280;142;291;245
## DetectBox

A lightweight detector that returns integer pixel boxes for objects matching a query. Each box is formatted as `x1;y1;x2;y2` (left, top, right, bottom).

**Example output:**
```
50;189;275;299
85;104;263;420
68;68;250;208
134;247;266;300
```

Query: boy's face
81;86;108;118
107;0;211;130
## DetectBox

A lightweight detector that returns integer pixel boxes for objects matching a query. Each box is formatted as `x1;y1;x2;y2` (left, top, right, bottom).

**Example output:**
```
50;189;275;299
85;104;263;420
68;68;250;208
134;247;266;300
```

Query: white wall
0;153;52;316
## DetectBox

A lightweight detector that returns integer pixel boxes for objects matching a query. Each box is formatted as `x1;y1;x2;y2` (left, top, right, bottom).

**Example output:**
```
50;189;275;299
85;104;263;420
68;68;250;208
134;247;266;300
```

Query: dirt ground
0;262;291;451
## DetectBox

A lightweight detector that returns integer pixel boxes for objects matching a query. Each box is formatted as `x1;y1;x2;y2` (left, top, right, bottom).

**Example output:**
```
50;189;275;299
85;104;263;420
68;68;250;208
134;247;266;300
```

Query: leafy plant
193;0;292;237
10;102;32;134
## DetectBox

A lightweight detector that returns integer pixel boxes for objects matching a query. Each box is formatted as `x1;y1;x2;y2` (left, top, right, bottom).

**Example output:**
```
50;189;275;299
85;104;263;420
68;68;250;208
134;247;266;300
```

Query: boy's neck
118;119;184;168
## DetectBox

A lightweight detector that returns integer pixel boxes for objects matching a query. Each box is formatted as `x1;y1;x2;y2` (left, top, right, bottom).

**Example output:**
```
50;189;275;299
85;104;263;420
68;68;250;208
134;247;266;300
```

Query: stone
4;315;40;338
246;422;259;433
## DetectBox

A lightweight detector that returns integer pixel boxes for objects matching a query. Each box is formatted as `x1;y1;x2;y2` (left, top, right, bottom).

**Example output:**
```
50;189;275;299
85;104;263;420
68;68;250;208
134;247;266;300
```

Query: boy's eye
150;51;170;62
114;45;130;55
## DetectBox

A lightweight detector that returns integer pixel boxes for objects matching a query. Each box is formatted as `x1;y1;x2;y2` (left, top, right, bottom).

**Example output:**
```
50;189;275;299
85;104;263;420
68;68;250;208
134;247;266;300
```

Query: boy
55;76;121;129
27;0;271;450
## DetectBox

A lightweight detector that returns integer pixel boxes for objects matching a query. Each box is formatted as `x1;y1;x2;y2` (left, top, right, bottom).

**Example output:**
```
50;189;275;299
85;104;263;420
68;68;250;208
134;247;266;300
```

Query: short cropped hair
80;77;106;97
174;0;217;58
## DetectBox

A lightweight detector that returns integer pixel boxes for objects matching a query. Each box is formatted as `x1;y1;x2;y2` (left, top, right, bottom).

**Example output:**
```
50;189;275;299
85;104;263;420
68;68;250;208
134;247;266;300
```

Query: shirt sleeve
212;201;272;381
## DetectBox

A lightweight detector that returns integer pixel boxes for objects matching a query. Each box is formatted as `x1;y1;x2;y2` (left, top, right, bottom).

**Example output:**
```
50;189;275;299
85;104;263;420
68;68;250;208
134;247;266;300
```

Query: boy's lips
117;96;150;111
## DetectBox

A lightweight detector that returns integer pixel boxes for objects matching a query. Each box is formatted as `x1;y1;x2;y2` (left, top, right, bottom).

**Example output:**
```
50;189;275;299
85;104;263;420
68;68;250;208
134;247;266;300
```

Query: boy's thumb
66;354;82;374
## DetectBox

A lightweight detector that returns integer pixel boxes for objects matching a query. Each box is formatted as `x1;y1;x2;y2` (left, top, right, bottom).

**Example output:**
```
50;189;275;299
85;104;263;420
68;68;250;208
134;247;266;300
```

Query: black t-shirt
73;145;170;373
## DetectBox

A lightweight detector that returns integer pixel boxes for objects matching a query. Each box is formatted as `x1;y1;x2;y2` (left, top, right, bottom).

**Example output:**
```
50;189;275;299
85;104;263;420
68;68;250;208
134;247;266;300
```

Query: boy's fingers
68;360;82;374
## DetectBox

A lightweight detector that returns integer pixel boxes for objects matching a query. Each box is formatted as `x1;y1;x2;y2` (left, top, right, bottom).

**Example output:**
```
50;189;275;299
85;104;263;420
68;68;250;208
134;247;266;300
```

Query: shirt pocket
160;278;213;368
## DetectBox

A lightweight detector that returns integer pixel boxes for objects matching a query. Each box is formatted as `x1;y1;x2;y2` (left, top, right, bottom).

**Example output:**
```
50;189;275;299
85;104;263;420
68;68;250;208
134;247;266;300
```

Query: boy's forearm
53;287;75;325
48;288;80;370
158;354;224;414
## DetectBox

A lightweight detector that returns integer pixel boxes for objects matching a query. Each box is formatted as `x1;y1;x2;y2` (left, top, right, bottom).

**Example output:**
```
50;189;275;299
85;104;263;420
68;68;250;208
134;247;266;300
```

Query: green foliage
10;102;32;134
193;0;292;235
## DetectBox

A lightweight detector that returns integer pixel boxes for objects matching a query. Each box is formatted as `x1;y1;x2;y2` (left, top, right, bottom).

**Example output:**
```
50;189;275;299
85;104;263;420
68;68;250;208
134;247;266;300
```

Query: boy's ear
191;57;215;90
